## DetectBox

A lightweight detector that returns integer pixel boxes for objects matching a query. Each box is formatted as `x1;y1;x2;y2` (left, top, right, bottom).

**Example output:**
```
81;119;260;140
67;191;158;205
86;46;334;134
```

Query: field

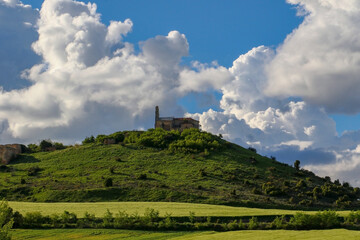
12;229;360;240
8;201;309;217
8;201;350;218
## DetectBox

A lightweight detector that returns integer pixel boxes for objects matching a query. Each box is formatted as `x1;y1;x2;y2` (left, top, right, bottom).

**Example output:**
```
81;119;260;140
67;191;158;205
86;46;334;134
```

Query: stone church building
154;106;200;131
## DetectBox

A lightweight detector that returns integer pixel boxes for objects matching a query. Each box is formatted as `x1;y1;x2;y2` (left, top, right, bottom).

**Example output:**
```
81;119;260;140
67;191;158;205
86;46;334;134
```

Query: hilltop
0;128;359;210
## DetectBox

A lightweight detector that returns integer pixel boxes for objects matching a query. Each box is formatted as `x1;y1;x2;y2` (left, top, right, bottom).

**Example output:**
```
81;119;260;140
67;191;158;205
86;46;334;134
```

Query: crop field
12;229;360;240
8;201;335;217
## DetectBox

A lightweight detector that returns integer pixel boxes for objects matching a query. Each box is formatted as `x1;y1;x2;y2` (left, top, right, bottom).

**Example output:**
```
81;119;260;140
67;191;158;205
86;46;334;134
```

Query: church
154;106;200;131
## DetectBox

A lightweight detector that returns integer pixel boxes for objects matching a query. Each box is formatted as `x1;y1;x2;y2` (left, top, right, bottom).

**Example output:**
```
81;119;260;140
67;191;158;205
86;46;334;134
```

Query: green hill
0;128;358;209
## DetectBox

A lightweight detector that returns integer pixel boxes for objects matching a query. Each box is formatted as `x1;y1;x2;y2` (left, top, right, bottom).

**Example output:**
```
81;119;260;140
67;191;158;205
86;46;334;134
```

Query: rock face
0;144;24;165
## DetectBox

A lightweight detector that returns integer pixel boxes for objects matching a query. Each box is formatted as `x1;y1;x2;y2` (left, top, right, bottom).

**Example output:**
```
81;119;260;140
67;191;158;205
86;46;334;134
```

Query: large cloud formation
266;0;360;113
2;0;360;186
0;0;230;143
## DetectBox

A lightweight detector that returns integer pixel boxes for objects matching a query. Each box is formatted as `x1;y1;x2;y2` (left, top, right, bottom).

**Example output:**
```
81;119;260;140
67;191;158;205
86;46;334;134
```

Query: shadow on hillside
9;155;40;165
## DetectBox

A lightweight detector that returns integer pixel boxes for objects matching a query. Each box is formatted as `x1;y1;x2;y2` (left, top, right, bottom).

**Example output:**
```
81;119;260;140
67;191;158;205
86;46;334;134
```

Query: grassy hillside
1;129;359;209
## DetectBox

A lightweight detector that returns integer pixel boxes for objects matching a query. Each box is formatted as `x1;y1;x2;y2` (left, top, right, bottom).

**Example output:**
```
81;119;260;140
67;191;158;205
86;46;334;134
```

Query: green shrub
137;174;147;180
248;216;259;230
248;147;257;153
53;142;66;150
27;143;40;153
189;211;196;223
138;128;180;148
61;211;77;224
40;140;53;151
27;166;41;176
23;212;45;227
143;208;160;223
103;209;113;227
95;135;107;144
289;211;340;230
296;179;307;189
169;129;223;153
80;211;96;228
123;131;142;144
335;195;351;208
0;200;14;240
345;211;360;224
104;178;113;187
82;135;95;144
271;215;287;229
108;132;125;143
294;160;300;171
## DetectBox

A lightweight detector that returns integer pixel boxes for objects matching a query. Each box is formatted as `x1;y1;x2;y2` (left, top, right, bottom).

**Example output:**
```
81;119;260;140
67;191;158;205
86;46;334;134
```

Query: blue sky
2;0;360;185
23;0;302;67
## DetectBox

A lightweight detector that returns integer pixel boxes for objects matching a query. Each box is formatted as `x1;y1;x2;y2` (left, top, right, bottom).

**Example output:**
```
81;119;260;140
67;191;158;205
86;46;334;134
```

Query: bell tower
155;106;159;128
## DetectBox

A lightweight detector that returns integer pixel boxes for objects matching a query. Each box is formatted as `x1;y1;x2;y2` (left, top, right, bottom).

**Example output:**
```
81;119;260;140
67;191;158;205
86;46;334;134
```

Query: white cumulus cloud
0;0;230;144
266;0;360;114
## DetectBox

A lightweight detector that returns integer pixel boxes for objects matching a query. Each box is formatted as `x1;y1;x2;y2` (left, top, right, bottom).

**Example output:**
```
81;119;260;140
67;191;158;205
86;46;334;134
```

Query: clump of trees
82;128;225;154
27;140;66;153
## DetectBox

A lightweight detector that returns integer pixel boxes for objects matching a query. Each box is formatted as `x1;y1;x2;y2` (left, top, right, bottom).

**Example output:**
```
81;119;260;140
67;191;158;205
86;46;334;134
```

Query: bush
104;178;113;187
169;129;223;153
23;212;46;227
61;211;77;225
95;135;108;144
294;160;300;171
82;135;95;144
271;215;287;229
248;217;259;230
345;211;360;224
138;128;180;148
27;143;40;153
53;142;66;150
137;174;147;180
0;200;14;240
335;195;351;208
248;147;257;153
296;179;307;189
40;140;53;151
27;166;41;176
289;211;340;230
108;132;125;143
103;209;113;227
143;208;160;223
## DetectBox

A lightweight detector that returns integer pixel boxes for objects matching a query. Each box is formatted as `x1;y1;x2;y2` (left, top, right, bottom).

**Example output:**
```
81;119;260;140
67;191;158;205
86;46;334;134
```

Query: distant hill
0;128;359;210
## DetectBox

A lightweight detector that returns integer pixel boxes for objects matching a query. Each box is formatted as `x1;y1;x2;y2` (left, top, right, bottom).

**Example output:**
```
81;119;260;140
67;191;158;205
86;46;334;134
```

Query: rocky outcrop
0;144;24;165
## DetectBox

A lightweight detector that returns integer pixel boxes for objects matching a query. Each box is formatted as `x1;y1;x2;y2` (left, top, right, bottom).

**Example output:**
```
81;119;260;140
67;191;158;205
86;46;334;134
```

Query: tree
39;140;53;151
0;200;14;240
104;178;113;187
294;160;300;171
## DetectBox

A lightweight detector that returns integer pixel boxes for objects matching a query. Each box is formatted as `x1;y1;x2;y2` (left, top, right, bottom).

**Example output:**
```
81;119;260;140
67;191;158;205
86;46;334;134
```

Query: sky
1;0;360;186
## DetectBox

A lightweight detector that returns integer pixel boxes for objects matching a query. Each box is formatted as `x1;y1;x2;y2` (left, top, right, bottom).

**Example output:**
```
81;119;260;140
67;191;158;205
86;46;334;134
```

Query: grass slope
12;229;360;240
1;129;358;209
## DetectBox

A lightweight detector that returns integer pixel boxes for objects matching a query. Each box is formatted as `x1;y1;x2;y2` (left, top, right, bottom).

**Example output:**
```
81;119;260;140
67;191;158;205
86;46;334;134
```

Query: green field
12;229;360;240
8;201;308;217
8;201;351;218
